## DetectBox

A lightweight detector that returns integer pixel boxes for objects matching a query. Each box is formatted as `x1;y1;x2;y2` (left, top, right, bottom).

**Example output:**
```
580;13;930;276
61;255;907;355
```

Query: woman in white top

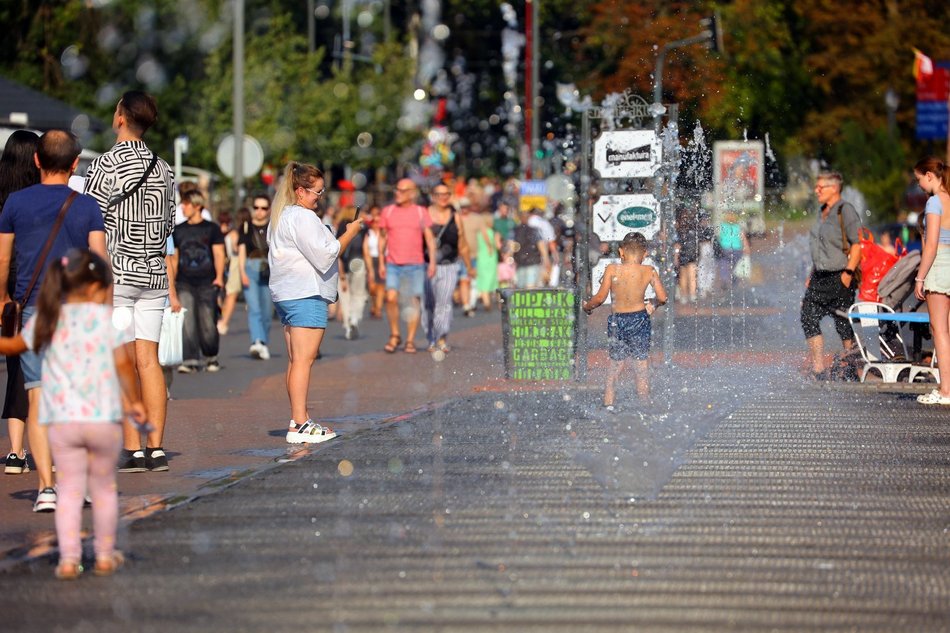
268;162;363;443
913;156;950;405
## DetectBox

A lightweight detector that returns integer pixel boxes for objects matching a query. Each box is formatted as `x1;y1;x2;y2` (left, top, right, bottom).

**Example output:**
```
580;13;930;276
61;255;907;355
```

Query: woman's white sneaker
286;420;337;444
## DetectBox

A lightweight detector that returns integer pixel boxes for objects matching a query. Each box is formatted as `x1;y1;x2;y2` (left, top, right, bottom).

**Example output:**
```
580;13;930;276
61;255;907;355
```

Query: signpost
591;194;660;242
592;130;662;179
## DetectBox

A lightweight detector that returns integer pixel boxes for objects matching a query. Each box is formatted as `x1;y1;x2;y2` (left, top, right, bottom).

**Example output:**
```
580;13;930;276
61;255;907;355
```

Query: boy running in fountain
583;232;667;411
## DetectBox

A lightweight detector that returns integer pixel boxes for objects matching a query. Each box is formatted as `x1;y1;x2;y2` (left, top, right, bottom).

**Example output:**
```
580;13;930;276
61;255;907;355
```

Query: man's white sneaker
258;344;270;360
286;420;337;444
249;341;264;359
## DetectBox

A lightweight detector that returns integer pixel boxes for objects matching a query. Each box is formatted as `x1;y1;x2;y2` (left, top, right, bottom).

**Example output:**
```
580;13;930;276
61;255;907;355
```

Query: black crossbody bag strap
107;153;158;209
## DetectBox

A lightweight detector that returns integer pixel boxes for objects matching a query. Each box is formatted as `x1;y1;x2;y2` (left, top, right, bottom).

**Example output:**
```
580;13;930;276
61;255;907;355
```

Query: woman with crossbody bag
424;185;472;353
239;195;274;360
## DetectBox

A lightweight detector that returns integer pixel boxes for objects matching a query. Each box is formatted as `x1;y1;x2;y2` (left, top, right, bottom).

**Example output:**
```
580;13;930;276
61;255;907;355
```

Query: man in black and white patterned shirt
85;91;176;473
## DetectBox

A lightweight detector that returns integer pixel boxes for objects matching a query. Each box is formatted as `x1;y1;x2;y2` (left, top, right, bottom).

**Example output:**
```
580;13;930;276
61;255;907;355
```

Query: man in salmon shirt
377;179;438;354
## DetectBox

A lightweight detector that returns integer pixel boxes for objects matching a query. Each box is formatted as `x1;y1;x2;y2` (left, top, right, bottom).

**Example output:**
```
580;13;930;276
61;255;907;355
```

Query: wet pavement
3;233;950;631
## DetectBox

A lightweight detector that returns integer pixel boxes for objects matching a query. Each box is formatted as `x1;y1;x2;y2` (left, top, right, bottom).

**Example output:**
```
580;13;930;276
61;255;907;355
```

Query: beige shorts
112;284;168;343
924;248;950;295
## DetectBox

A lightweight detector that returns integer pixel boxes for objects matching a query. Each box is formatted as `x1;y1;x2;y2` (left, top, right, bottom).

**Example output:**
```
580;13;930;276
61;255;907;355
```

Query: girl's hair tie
61;255;69;266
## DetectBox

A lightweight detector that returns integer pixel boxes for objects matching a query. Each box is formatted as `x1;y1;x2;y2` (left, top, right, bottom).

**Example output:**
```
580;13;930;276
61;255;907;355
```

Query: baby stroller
875;250;930;361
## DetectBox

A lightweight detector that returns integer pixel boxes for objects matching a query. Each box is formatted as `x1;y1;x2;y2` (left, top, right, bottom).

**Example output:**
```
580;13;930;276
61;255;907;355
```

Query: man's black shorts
801;270;855;341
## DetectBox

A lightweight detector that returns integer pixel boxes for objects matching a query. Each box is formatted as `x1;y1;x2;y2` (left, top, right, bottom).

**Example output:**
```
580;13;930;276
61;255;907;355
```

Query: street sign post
592;130;661;179
591;194;660;242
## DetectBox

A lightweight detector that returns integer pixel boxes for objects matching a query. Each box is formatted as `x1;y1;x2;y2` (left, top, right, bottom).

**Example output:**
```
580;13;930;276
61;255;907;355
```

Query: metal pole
524;0;534;180
531;0;540;179
575;108;591;381
652;45;674;364
233;0;244;211
342;0;352;68
307;0;315;53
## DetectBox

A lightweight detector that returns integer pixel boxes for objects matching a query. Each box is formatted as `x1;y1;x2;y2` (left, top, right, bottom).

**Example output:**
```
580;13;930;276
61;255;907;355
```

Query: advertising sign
592;194;660;242
500;289;575;380
916;62;950;141
520;179;548;213
713;141;764;209
592;130;661;179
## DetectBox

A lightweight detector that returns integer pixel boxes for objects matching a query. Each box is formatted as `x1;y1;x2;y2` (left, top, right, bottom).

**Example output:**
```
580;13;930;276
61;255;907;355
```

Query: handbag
1;191;77;337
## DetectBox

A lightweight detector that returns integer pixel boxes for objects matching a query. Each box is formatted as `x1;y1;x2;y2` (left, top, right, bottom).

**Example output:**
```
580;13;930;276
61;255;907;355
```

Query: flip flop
384;335;401;353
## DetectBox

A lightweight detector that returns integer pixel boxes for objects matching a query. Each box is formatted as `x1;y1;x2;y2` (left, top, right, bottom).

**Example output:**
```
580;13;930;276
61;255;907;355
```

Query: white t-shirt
22;303;130;425
268;205;341;302
528;214;556;242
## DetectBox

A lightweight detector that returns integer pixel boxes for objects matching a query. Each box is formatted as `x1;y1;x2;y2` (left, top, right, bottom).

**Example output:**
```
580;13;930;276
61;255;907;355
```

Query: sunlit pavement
3;235;950;630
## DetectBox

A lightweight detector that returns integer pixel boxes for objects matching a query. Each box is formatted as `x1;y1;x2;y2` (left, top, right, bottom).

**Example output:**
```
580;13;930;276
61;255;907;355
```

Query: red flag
913;48;934;81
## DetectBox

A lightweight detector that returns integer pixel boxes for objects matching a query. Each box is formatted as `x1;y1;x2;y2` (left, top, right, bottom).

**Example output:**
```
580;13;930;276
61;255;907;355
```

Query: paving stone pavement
2;371;950;632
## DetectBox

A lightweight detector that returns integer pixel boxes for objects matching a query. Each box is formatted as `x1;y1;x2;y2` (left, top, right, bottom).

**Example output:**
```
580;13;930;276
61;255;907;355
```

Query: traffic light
700;12;724;54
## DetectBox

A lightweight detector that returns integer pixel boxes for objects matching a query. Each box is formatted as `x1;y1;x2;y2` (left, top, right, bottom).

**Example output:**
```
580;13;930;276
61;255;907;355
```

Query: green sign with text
616;206;656;228
501;289;576;380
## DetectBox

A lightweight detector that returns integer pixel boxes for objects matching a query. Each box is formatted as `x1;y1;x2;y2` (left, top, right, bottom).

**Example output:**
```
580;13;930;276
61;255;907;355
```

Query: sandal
404;342;417;354
437;340;451;353
93;551;125;577
383;335;401;353
917;389;950;405
55;561;83;580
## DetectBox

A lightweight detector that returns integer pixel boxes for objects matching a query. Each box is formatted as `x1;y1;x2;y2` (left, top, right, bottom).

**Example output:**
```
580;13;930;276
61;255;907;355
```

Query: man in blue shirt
0;129;107;512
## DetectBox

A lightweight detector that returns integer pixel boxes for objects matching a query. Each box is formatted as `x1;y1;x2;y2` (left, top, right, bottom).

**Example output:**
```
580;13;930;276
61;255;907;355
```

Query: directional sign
590;256;657;306
593;130;661;179
592;194;659;242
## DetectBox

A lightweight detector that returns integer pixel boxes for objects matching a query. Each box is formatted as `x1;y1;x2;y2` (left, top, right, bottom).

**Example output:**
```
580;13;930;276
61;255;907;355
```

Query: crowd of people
0;90;583;579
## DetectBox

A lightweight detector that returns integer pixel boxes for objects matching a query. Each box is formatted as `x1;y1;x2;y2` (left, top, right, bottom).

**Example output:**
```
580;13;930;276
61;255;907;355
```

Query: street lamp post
233;0;245;211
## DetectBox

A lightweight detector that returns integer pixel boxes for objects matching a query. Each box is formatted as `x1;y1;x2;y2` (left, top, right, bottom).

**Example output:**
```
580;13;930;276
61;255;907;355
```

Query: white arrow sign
592;194;660;242
593;130;661;178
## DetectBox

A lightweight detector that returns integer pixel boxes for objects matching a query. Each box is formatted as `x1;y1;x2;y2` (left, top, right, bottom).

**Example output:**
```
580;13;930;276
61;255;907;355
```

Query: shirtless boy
583;232;668;410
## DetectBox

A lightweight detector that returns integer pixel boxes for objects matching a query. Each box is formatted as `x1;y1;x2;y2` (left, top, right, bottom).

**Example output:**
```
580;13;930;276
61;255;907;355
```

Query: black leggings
801;271;855;341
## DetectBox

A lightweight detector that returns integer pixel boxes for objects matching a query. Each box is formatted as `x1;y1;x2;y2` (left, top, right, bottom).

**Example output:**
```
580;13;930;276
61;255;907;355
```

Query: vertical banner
916;62;950;141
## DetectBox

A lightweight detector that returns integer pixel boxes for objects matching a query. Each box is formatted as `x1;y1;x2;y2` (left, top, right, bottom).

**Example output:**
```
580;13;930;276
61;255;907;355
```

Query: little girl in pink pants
0;250;146;579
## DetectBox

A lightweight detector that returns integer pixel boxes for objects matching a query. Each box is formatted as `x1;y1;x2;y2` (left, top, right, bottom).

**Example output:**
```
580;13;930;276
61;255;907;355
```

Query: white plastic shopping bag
158;307;186;367
733;254;752;280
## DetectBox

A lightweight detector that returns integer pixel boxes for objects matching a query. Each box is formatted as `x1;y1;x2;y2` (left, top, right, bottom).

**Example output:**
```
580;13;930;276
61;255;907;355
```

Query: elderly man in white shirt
267;161;363;445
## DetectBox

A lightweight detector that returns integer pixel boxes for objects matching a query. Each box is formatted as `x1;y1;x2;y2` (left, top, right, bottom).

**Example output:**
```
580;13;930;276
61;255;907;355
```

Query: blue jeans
245;258;273;345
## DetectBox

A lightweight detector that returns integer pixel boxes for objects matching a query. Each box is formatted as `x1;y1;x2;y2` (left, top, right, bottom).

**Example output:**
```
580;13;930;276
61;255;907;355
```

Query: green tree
833;121;906;219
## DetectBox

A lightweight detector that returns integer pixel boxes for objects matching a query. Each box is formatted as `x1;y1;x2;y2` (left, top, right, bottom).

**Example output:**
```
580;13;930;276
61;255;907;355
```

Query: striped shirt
84;141;176;289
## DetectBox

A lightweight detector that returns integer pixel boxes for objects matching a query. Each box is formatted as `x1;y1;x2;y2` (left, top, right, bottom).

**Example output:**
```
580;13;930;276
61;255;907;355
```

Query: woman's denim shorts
274;295;330;328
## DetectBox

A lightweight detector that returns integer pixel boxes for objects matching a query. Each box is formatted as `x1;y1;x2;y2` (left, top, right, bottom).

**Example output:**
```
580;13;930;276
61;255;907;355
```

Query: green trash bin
499;288;577;380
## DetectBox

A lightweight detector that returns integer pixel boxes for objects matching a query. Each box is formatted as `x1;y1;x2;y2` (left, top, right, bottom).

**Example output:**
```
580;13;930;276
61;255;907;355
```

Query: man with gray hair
801;171;862;379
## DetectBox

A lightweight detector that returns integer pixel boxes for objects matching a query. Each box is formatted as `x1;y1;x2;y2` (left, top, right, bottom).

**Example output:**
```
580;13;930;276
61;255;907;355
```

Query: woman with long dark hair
0;130;39;475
